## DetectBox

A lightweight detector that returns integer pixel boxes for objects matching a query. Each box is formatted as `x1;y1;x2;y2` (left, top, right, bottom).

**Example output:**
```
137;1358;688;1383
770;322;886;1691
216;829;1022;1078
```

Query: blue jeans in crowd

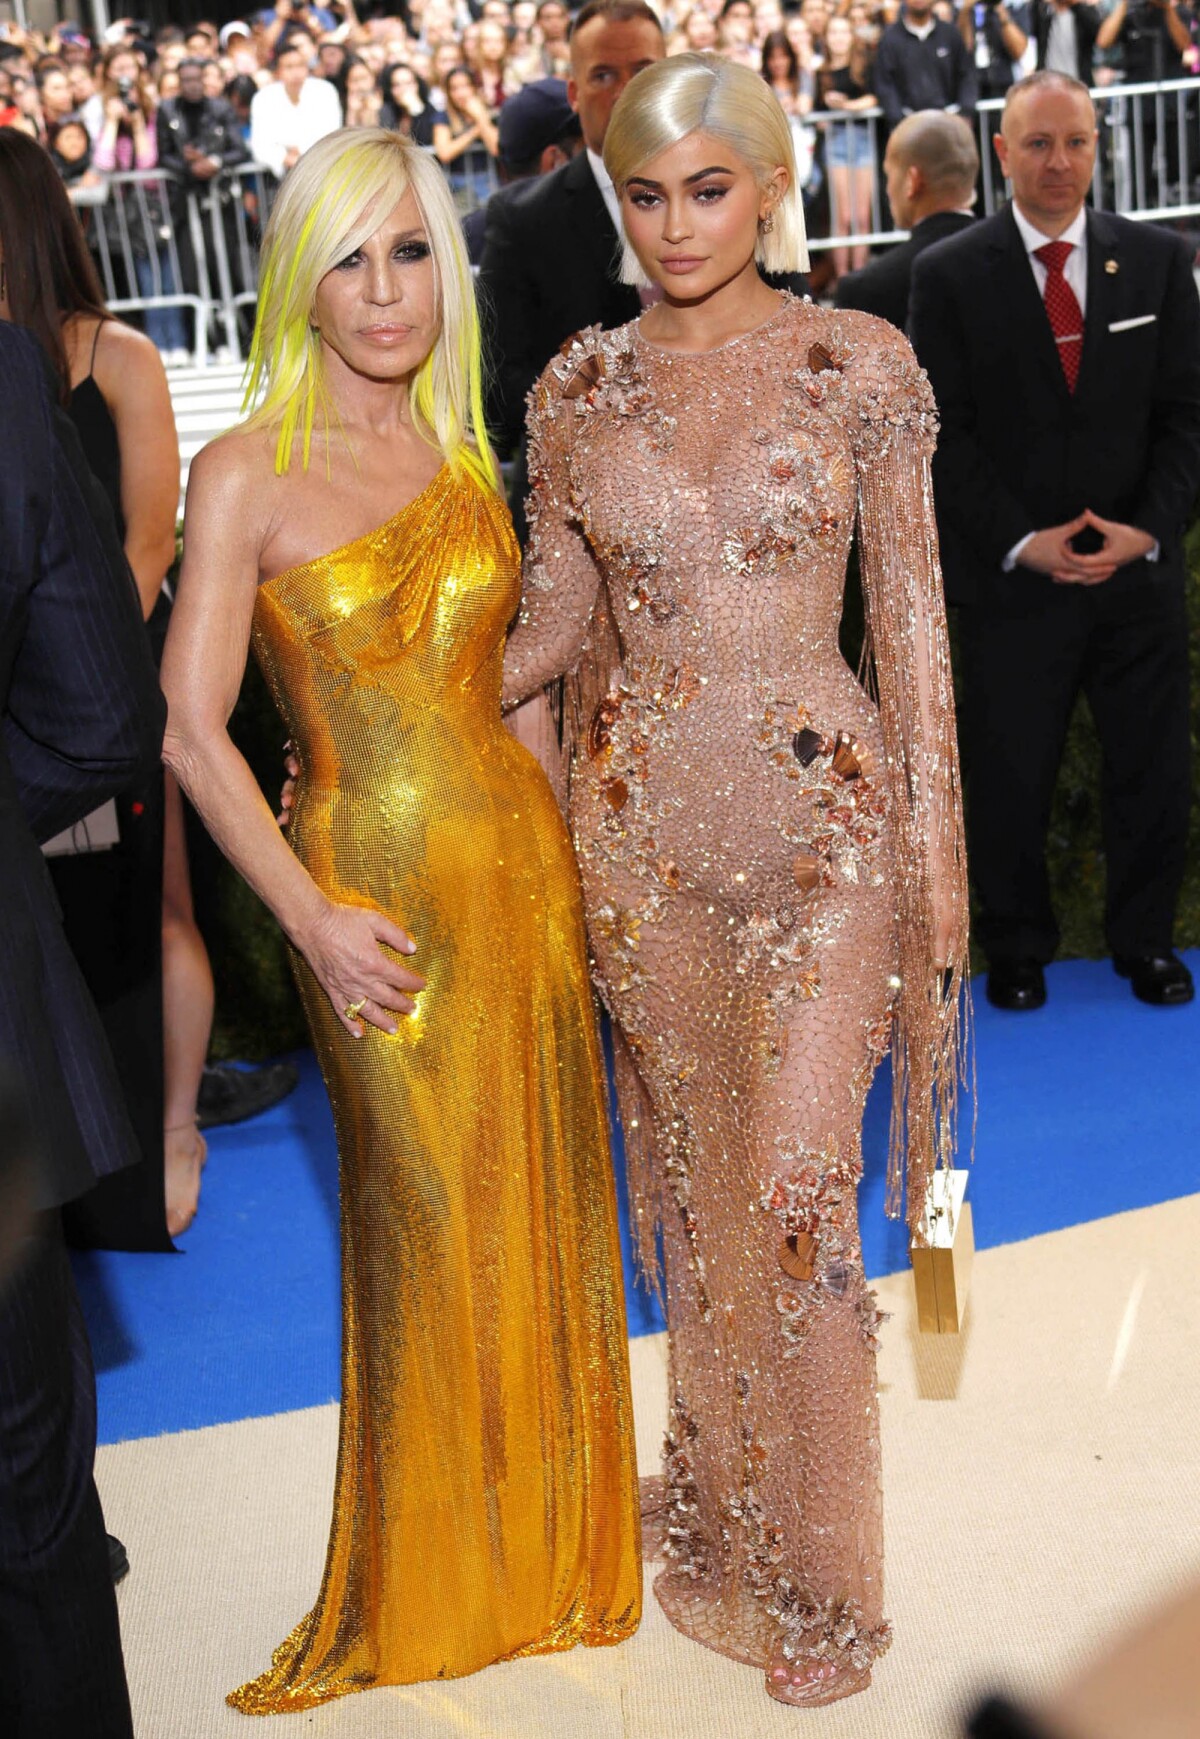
133;250;190;355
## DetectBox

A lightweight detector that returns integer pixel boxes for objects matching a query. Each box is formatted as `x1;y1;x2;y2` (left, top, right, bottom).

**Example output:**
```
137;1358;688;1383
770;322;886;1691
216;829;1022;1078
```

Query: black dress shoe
107;1534;129;1586
1113;952;1195;1006
986;960;1047;1011
196;1060;300;1131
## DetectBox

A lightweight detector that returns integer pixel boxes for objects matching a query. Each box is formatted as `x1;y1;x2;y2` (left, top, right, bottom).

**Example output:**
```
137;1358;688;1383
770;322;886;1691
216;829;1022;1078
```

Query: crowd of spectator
1;0;1198;357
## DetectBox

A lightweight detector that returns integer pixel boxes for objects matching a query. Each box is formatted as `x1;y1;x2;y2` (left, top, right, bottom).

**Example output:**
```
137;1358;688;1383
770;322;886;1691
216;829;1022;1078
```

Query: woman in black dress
0;129;211;1244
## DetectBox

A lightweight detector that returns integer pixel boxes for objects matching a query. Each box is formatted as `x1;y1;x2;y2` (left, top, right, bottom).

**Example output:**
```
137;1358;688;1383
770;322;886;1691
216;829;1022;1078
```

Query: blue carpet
76;952;1200;1445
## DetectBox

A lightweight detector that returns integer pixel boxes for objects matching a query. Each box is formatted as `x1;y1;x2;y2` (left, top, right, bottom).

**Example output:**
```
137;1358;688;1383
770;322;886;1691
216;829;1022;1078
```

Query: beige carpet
99;1195;1200;1738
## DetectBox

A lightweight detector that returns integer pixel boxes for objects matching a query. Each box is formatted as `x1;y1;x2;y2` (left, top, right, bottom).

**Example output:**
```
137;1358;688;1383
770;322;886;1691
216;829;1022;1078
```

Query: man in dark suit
477;0;663;465
0;323;165;1738
910;70;1200;1011
836;109;978;331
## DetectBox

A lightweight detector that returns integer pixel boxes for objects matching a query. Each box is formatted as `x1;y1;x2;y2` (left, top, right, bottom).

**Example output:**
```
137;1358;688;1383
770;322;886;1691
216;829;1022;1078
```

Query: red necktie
1034;239;1084;392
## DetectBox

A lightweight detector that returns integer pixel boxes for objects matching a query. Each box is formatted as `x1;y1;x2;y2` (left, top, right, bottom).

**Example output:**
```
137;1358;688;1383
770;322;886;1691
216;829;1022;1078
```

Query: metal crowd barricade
83;79;1200;362
200;162;283;355
806;77;1200;254
84;168;214;365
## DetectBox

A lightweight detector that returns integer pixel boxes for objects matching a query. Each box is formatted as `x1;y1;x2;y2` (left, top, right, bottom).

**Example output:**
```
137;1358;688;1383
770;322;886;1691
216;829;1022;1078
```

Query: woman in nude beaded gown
502;57;969;1708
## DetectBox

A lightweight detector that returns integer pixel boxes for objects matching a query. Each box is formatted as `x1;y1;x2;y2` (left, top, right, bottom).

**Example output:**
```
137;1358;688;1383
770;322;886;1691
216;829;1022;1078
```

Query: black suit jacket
835;209;976;332
477;150;641;454
909;204;1200;606
0;325;165;1210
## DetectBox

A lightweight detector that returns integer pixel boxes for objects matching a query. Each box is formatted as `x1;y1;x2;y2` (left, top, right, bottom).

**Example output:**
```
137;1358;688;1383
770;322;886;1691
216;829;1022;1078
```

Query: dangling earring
759;211;776;235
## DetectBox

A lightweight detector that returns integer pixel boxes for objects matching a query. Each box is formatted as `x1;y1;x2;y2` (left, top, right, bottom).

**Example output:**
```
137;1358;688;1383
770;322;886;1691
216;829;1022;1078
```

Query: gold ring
344;997;367;1021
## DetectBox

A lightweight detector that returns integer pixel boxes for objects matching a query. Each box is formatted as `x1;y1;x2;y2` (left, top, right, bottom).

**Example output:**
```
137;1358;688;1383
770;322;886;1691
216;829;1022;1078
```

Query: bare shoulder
93;316;170;402
183;426;279;559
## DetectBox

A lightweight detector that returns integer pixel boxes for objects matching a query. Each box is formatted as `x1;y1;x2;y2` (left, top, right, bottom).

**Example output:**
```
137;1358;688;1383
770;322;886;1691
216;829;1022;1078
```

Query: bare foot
165;1122;206;1239
765;1652;870;1707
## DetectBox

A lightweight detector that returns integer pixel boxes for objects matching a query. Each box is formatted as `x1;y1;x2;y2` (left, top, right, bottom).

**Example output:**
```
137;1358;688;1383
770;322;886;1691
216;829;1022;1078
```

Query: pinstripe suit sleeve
0;329;166;844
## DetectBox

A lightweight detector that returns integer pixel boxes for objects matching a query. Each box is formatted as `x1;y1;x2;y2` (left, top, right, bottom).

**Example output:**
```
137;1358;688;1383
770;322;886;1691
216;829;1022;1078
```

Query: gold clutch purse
910;1168;973;1334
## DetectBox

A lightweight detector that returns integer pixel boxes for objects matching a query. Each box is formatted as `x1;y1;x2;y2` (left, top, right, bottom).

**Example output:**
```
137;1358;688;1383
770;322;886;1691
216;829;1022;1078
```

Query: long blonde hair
602;53;809;285
242;127;495;487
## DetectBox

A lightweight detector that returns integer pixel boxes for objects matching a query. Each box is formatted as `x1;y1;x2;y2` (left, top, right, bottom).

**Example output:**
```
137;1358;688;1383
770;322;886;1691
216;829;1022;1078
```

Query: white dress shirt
1011;200;1088;315
249;76;342;180
1005;204;1083;571
587;147;622;235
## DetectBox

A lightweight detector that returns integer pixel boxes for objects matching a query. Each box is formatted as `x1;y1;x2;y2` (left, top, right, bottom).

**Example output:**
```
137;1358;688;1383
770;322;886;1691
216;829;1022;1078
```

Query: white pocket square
1108;315;1157;332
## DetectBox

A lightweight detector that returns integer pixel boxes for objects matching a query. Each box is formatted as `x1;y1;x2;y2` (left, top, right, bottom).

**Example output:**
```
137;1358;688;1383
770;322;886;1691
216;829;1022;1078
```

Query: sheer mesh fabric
503;295;969;1702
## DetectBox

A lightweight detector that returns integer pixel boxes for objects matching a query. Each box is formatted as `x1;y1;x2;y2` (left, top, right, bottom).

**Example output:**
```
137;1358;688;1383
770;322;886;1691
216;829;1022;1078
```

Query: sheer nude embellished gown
502;295;968;1703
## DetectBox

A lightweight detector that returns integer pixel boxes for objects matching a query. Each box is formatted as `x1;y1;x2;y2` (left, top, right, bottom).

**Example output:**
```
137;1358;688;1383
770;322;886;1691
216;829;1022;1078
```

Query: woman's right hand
277;749;299;826
298;897;426;1037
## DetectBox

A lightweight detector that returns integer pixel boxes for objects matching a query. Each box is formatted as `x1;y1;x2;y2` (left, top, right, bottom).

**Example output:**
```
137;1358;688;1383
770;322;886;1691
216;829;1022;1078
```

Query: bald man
836;110;978;332
911;71;1200;1012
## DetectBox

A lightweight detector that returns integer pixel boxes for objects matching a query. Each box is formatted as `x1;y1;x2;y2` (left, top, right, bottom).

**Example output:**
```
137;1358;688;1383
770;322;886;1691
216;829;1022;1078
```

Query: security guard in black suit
911;71;1200;1010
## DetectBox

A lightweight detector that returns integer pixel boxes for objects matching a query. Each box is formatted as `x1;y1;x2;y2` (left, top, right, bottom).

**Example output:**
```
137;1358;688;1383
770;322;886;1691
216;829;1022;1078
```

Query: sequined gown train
228;465;641;1714
503;297;967;1694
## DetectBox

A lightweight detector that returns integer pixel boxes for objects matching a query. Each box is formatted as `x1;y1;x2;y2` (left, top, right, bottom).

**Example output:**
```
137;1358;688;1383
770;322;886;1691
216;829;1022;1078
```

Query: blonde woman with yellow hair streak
161;128;640;1712
503;53;969;1708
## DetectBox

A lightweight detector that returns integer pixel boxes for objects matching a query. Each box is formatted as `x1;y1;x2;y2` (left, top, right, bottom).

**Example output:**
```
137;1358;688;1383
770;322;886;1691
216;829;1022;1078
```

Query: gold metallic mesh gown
228;464;641;1715
503;298;968;1699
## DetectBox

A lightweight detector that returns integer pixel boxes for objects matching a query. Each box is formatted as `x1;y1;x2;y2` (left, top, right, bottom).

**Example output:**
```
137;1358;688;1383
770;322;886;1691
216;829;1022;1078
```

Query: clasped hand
301;900;426;1038
280;753;426;1035
1018;509;1155;586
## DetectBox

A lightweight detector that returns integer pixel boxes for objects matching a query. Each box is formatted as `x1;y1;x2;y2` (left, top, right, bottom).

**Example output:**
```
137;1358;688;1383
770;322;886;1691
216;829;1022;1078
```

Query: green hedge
206;536;1200;1060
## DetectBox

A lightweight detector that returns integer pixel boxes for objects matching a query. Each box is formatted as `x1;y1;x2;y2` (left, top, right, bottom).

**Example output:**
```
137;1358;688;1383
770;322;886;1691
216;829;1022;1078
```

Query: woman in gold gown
502;58;969;1708
161;129;640;1713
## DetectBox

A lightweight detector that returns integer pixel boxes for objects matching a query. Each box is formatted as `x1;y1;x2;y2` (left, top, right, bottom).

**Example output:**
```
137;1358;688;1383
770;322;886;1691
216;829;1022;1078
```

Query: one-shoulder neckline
259;460;451;594
631;291;796;360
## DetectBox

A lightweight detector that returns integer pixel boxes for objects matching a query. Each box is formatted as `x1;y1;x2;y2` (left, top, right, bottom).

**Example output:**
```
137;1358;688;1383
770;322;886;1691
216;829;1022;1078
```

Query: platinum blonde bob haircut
241;127;494;487
602;53;809;286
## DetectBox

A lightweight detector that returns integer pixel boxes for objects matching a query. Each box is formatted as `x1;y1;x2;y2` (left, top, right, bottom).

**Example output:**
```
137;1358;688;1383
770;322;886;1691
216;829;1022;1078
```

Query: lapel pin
1105;258;1119;275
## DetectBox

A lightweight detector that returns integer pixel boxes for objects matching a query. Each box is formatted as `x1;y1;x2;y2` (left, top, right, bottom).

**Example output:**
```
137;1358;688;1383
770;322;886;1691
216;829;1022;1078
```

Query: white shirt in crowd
1044;8;1079;77
249;75;342;180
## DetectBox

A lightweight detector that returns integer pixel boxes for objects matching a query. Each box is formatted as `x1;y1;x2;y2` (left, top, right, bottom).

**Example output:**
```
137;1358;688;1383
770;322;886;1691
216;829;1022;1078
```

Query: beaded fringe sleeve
850;330;971;1233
